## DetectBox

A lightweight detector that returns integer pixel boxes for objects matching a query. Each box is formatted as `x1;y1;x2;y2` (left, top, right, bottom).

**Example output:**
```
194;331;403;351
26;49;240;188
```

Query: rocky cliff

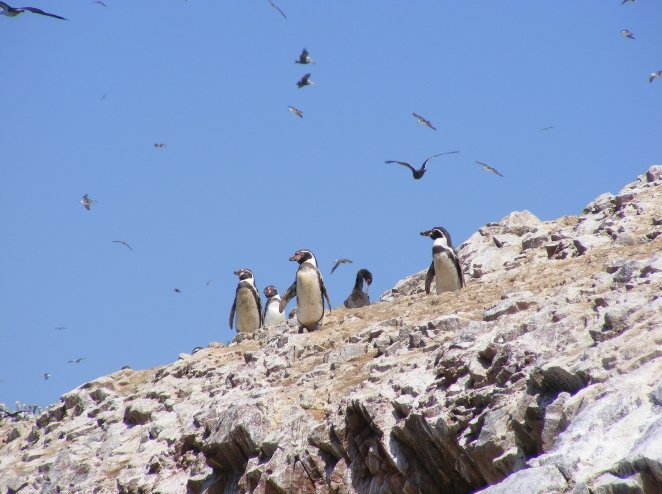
1;167;661;494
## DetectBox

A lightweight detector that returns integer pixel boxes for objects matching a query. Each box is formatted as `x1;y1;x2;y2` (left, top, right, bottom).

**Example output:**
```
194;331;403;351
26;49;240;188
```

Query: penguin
263;285;286;327
279;249;331;331
344;269;373;309
420;227;464;295
229;268;263;333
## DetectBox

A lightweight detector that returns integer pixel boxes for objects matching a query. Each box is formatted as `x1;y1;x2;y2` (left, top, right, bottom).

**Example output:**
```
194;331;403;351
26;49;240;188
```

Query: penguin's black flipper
279;281;297;313
452;253;465;288
252;287;263;326
318;271;332;314
425;262;436;294
229;298;237;329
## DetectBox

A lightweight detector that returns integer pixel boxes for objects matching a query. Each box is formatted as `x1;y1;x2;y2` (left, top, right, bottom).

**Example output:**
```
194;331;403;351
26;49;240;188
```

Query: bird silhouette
288;106;303;118
412;112;437;131
68;358;85;364
621;29;635;40
475;161;504;177
296;73;313;88
267;0;286;18
0;1;66;19
385;151;459;179
80;194;96;210
295;49;315;65
330;259;353;274
649;70;661;83
112;240;133;251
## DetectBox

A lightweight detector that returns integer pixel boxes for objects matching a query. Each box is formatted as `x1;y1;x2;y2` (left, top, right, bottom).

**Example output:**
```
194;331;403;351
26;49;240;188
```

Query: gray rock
475;465;567;493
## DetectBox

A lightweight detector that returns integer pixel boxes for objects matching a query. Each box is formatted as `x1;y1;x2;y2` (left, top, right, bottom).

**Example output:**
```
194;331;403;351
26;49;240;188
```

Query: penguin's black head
289;249;316;265
420;226;453;246
263;285;278;298
234;268;254;281
358;269;373;286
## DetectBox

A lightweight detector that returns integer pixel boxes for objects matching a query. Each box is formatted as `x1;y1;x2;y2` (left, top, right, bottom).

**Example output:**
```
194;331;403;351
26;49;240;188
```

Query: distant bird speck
92;0;106;6
112;240;133;251
80;193;96;211
540;126;555;132
295;48;315;65
475;161;504;177
385;151;460;180
68;358;85;364
267;0;286;19
621;29;635;40
412;112;437;131
174;288;182;293
0;1;67;19
331;259;353;274
43;373;51;380
288;106;303;118
621;0;635;4
154;143;167;149
649;70;661;83
296;73;313;88
54;326;67;331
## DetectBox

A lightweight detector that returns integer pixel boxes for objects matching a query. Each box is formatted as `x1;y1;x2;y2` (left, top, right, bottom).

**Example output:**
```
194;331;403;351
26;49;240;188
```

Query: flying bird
475;161;504;177
54;326;67;331
80;194;96;210
385;151;460;180
621;0;635;4
649;70;661;83
68;358;85;364
92;1;106;6
621;29;635;39
174;288;182;294
43;373;51;380
296;73;313;88
412;112;437;131
295;48;315;65
288;106;303;118
330;258;353;274
0;1;66;19
112;240;133;251
154;143;166;149
267;0;286;18
540;126;555;132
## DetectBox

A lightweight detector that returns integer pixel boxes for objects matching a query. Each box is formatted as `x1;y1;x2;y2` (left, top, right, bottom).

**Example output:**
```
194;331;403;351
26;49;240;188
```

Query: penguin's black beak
420;230;431;237
289;253;300;262
233;270;241;276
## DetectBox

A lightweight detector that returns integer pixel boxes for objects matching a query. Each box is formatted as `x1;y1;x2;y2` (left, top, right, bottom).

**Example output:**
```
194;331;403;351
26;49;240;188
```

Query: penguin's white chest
264;297;285;327
296;269;324;327
235;287;261;333
433;252;461;294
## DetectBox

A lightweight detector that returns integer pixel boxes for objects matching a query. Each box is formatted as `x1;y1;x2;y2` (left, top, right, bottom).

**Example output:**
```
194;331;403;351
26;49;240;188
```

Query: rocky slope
1;167;661;494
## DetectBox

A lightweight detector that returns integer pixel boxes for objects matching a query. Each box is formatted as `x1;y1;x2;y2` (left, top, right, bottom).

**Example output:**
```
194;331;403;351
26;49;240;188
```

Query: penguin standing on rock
420;227;464;294
229;269;262;333
279;249;331;331
263;285;285;327
344;269;372;308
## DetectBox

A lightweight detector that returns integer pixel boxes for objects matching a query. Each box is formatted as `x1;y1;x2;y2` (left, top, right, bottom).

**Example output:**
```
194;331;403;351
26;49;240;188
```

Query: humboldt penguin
344;269;372;309
263;285;285;327
229;269;262;333
279;249;331;331
420;227;464;295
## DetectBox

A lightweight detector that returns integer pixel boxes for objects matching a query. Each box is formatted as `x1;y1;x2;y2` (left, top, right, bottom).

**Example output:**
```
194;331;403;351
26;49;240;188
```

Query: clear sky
1;1;660;409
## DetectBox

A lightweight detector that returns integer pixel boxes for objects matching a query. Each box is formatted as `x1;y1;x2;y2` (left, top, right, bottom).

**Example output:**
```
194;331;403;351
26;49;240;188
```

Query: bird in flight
621;0;635;4
385;151;460;180
296;73;313;88
331;259;353;274
43;373;51;380
540;126;555;132
174;288;182;294
475;161;504;177
112;240;133;251
288;106;303;118
92;1;106;6
649;70;661;83
620;29;635;40
54;326;67;331
267;0;286;19
0;1;66;19
412;112;437;131
68;358;85;364
295;48;315;65
80;194;96;211
154;143;166;149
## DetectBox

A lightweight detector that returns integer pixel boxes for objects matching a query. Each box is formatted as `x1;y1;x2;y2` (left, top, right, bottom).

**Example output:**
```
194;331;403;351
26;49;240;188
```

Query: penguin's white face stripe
433;235;450;249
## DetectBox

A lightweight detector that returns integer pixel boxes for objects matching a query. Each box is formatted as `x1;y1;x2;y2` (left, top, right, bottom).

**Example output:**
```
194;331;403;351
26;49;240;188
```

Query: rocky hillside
1;167;661;494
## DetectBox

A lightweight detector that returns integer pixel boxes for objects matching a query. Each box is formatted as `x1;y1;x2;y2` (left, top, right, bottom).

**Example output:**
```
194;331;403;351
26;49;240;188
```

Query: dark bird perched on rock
475;161;504;177
229;269;262;333
621;29;635;39
288;106;303;118
330;258;352;274
80;194;96;210
649;70;661;83
344;269;372;309
412;112;437;131
268;0;286;18
420;227;464;295
0;1;66;19
295;48;315;65
279;249;331;331
386;151;459;180
296;73;313;88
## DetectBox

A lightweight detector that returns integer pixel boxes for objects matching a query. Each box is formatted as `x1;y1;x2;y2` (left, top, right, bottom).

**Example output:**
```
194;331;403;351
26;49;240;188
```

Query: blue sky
1;1;660;409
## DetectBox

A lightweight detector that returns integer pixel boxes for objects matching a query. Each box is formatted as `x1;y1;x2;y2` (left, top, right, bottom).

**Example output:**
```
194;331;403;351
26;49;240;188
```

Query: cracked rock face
1;166;661;494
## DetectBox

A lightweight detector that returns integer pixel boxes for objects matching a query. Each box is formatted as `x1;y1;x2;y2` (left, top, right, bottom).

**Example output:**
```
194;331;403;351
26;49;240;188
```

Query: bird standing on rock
279;249;331;331
263;285;285;327
344;269;372;309
229;269;262;333
420;227;464;295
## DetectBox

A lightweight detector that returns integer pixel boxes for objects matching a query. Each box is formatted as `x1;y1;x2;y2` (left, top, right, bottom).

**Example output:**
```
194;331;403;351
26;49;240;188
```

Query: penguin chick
279;249;331;331
263;285;285;327
344;269;372;309
229;269;262;333
420;227;464;294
